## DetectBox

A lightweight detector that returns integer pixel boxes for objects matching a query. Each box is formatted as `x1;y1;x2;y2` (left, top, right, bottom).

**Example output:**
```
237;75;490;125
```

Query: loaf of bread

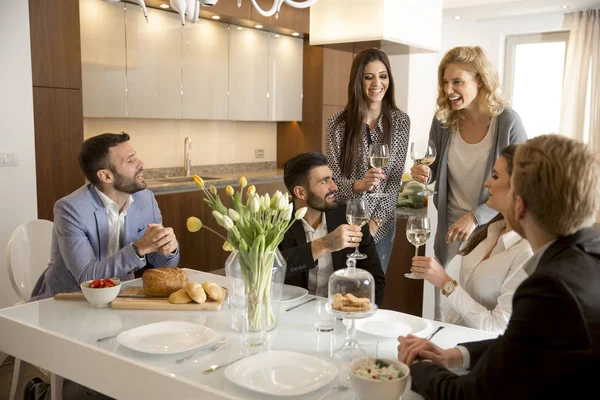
186;282;207;304
142;267;188;297
202;281;225;302
169;288;193;304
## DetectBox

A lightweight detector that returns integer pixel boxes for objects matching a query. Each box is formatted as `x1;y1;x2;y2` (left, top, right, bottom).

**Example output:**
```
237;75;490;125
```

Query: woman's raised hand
353;167;385;193
409;256;450;288
410;164;430;184
446;212;477;244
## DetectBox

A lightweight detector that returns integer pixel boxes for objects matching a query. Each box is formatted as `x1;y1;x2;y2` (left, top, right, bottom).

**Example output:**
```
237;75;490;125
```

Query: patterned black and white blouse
325;107;410;243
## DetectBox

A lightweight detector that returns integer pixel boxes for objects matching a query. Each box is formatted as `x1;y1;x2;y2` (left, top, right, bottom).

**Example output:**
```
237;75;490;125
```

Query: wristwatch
441;280;458;297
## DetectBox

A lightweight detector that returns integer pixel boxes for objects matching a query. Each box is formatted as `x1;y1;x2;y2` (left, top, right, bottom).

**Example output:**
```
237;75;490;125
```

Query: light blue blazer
31;185;179;300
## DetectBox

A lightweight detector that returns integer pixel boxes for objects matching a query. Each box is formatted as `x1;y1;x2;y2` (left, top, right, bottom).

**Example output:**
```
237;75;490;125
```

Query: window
504;32;569;139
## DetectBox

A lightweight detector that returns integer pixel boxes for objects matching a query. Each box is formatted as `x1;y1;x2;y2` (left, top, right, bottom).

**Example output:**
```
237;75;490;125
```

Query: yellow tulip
193;175;204;189
209;185;217;195
247;185;256;196
222;241;235;252
186;216;203;232
238;176;248;189
226;185;234;197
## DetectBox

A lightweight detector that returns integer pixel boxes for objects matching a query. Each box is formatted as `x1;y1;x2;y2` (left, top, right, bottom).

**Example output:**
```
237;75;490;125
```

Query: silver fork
176;337;228;364
316;384;350;400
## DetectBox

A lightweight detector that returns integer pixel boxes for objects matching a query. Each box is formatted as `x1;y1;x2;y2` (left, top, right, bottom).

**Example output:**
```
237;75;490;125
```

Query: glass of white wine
404;215;431;279
345;198;369;260
368;143;390;198
410;140;437;197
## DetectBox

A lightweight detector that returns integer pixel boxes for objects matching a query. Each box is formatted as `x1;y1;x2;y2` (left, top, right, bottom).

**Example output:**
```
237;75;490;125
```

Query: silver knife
176;336;228;364
285;297;317;312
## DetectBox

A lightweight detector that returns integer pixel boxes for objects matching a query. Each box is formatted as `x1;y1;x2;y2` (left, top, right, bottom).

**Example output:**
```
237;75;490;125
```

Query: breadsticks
331;292;372;312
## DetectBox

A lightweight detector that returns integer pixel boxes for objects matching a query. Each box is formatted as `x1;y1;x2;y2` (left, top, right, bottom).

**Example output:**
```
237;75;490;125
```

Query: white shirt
441;220;533;334
447;117;496;226
301;214;334;297
94;187;134;258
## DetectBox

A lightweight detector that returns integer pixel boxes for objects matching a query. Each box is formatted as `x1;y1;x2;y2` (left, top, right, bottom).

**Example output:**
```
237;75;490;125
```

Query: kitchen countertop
146;169;284;195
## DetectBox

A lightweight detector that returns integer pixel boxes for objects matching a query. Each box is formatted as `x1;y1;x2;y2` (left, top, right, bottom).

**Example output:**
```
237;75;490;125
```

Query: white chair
6;219;62;400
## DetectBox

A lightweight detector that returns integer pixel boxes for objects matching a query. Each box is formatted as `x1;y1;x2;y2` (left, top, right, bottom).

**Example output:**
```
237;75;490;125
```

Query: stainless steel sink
153;176;220;183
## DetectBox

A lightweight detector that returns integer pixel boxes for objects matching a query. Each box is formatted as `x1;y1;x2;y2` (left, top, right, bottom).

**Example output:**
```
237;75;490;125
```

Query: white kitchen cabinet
268;34;303;121
80;0;126;118
126;7;182;119
228;26;269;121
182;19;229;120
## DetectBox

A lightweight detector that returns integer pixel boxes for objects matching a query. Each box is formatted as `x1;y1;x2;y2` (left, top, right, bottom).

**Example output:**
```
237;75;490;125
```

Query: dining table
0;268;497;400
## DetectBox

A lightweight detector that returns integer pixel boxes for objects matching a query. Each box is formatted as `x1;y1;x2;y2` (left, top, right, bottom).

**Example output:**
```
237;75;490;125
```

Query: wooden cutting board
110;287;224;311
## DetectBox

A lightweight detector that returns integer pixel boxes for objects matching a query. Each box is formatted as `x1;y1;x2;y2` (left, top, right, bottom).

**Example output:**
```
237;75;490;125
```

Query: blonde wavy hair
435;46;508;133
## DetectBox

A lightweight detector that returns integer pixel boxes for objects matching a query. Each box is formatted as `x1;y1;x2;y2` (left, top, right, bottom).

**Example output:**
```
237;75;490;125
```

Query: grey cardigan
429;108;527;266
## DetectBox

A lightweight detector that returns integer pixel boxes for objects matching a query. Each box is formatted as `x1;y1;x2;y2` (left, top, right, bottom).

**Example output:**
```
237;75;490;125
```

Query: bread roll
142;267;188;297
202;281;224;302
186;282;206;304
169;288;192;304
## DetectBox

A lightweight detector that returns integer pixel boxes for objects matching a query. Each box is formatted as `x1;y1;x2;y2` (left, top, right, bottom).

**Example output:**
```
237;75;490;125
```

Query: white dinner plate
224;351;338;396
116;321;218;355
355;309;432;338
280;285;308;303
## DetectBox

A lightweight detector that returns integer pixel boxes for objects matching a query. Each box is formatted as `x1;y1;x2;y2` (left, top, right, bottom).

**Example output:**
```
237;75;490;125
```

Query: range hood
309;0;442;54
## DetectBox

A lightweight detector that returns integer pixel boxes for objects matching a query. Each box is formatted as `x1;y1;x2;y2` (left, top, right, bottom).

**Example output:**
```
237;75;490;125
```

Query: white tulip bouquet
187;175;307;331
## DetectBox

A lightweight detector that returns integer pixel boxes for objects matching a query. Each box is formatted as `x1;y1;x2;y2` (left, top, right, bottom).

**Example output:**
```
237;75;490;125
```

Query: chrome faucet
184;137;192;177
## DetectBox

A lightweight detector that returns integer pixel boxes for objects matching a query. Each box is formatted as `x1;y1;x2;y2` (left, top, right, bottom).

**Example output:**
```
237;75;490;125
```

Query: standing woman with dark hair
411;46;527;267
326;48;410;274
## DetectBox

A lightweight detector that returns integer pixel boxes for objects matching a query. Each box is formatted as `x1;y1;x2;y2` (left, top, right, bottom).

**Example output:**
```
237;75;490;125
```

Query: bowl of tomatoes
80;278;121;308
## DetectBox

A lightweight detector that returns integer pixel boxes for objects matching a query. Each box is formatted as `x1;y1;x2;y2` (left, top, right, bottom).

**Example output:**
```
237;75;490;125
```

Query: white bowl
80;279;121;308
349;357;410;400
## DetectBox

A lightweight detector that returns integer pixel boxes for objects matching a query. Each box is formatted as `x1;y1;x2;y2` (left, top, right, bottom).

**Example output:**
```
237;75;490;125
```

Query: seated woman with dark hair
409;144;533;334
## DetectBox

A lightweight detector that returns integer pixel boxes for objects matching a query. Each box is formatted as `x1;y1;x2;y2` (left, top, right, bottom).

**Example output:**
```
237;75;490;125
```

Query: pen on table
285;297;317;312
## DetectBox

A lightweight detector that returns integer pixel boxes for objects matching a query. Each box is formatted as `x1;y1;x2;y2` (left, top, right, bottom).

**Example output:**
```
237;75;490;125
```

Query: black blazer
410;228;600;400
278;205;386;306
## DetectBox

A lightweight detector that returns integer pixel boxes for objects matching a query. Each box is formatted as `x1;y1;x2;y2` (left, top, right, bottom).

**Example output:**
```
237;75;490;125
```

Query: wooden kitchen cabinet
126;7;182;119
228;25;270;121
80;0;126;118
182;18;229;120
268;34;303;121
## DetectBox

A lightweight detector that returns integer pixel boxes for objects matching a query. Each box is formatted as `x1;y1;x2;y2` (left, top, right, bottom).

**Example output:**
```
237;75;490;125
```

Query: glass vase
225;248;286;346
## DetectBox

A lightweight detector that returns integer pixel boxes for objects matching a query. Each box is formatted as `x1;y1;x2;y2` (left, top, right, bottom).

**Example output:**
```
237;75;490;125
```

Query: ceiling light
255;24;263;29
561;5;569;9
292;32;299;36
160;3;169;8
454;15;461;20
274;34;280;38
236;26;243;30
212;15;221;20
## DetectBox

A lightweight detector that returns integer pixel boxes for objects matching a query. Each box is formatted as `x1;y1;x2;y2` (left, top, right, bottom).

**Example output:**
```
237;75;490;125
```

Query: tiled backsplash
83;118;277;169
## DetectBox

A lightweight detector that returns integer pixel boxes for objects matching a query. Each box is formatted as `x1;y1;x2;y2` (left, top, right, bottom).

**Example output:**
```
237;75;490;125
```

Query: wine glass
368;143;390;198
345;199;369;260
404;216;431;279
410;140;437;196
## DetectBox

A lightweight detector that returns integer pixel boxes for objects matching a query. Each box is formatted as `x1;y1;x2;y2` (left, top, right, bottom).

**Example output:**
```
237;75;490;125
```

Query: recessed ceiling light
160;3;169;8
274;34;280;38
255;24;263;29
454;15;461;20
236;26;243;30
212;15;221;20
292;32;299;36
561;5;569;8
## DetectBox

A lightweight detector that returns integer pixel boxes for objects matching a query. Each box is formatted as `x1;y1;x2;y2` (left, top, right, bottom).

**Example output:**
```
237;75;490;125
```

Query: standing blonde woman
411;46;527;267
326;48;410;273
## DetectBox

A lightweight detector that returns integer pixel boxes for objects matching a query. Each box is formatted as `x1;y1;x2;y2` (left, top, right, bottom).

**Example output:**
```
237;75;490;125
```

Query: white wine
369;156;389;169
346;214;369;227
406;228;430;246
414;156;436;166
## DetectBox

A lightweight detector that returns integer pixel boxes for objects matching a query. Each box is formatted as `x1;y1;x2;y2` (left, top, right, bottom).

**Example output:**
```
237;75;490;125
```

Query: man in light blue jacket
31;132;179;301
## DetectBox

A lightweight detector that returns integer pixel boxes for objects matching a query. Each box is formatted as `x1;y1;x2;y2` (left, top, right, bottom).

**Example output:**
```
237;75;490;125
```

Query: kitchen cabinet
126;7;182;119
80;0;126;118
182;18;229;120
268;34;303;121
228;26;270;121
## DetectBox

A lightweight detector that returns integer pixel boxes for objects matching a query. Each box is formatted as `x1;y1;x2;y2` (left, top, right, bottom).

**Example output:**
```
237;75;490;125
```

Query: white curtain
559;9;600;153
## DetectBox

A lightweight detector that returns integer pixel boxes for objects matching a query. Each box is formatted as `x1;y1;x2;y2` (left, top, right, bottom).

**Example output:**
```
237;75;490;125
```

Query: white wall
84;119;278;168
0;0;37;308
388;11;565;319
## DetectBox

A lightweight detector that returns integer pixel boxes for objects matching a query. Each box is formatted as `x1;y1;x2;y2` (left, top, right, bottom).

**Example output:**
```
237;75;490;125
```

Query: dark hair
283;152;328;198
78;132;130;184
332;48;399;176
459;144;518;256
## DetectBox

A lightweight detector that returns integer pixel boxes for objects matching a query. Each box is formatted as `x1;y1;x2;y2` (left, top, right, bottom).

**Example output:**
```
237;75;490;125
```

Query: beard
112;168;146;194
306;189;338;212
